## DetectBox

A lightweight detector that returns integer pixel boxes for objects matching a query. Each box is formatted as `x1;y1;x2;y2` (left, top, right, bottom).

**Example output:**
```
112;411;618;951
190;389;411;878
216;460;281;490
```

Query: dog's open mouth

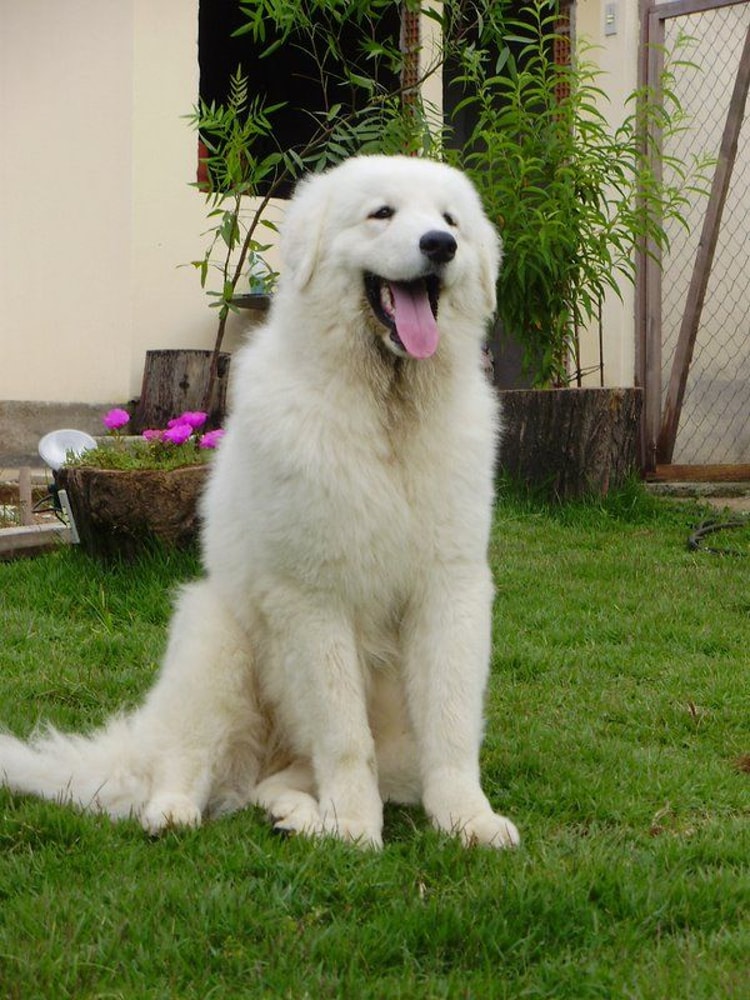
364;273;441;359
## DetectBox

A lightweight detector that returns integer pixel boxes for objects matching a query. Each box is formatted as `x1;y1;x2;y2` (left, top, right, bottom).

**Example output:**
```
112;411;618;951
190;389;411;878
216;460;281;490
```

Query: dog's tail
0;581;265;830
0;715;149;821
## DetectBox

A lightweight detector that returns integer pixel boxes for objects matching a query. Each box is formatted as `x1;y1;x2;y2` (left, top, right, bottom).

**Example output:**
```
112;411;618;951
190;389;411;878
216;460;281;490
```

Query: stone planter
497;387;643;501
56;465;208;560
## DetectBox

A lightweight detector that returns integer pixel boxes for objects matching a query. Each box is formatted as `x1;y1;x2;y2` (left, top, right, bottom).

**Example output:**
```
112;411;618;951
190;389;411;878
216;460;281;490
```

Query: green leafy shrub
447;2;710;385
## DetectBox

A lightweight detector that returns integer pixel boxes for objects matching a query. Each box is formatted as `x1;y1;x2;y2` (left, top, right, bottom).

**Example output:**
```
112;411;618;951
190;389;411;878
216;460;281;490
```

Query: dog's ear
280;172;330;290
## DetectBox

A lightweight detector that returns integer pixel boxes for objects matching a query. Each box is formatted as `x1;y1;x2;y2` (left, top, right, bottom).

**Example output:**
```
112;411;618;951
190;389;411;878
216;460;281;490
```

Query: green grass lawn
1;489;748;999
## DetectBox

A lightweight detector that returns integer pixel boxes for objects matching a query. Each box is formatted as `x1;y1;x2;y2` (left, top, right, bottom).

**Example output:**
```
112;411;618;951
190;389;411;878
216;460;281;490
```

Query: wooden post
400;5;420;106
657;24;750;463
639;10;666;474
18;467;33;526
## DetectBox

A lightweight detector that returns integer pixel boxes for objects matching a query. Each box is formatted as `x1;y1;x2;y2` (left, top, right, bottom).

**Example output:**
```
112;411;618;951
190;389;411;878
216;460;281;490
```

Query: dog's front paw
141;794;202;836
267;792;324;838
320;814;383;850
448;810;520;849
424;783;520;849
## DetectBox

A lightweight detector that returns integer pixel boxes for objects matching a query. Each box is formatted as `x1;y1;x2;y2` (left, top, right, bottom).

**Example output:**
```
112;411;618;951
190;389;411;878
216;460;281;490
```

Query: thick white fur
0;156;519;849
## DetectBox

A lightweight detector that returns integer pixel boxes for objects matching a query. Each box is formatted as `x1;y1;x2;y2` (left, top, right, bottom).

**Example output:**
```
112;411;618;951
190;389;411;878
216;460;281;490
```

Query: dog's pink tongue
389;281;439;359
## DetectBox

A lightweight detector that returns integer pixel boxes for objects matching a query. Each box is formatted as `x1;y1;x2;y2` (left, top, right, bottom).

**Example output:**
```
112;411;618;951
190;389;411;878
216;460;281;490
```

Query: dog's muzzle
364;228;455;360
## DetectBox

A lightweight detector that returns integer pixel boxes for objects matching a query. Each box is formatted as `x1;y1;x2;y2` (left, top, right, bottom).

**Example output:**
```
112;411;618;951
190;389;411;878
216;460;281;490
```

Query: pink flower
142;428;163;442
199;429;225;449
103;408;130;431
162;423;193;445
177;410;208;429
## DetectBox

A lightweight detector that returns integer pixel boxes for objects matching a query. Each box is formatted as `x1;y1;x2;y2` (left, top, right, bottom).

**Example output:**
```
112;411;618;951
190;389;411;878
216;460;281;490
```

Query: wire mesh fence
660;1;750;465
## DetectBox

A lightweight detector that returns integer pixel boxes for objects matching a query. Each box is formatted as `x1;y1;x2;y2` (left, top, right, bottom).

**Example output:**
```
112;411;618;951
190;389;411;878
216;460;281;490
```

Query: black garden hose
687;516;750;556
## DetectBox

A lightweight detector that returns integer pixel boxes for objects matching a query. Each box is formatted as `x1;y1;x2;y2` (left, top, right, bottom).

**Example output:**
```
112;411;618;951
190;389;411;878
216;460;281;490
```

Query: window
198;0;404;196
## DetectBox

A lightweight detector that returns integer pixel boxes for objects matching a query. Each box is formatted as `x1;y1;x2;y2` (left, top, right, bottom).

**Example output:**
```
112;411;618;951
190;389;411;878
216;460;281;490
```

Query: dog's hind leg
134;580;263;835
251;761;322;837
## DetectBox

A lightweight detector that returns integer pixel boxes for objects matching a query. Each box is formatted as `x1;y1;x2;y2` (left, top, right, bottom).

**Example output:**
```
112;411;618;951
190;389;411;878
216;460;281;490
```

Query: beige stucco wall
1;0;136;403
0;0;239;407
575;0;641;387
0;0;640;409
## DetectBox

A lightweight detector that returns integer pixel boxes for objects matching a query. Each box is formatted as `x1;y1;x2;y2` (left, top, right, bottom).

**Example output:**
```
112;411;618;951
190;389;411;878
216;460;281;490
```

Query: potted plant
57;408;224;560
440;2;710;498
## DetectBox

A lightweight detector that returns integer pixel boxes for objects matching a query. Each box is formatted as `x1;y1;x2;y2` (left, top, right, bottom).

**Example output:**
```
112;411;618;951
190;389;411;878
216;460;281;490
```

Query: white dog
0;156;519;849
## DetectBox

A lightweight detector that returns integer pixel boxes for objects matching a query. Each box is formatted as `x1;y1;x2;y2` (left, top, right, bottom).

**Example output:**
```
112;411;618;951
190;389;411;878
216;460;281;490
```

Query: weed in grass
0;489;748;998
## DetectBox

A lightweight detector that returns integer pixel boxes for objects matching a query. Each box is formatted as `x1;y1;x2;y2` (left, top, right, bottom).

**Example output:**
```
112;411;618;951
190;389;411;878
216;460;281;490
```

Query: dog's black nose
419;230;457;264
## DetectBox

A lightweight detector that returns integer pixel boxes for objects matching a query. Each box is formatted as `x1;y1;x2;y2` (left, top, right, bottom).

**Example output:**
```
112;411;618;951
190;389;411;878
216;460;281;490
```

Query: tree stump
132;350;230;433
57;465;208;560
498;387;643;501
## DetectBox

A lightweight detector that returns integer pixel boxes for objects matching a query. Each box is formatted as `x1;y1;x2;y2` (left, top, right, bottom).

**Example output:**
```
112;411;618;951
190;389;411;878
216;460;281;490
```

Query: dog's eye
369;206;395;220
443;212;458;227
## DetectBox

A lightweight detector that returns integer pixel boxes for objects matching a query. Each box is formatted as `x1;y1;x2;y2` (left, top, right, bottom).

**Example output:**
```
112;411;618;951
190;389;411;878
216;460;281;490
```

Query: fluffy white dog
0;156;519;849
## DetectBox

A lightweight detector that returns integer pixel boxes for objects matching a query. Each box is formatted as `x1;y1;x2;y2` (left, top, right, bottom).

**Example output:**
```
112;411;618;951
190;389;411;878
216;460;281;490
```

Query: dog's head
279;155;501;361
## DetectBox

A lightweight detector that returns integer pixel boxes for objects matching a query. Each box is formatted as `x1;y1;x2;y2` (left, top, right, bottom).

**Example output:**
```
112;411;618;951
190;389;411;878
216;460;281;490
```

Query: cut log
498;387;643;501
132;350;230;433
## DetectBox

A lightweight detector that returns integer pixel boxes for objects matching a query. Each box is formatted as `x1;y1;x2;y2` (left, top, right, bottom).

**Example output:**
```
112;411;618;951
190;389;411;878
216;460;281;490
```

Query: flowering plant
66;409;225;471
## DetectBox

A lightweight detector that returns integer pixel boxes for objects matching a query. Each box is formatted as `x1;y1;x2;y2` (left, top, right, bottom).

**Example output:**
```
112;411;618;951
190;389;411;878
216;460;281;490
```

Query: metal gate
640;0;750;476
